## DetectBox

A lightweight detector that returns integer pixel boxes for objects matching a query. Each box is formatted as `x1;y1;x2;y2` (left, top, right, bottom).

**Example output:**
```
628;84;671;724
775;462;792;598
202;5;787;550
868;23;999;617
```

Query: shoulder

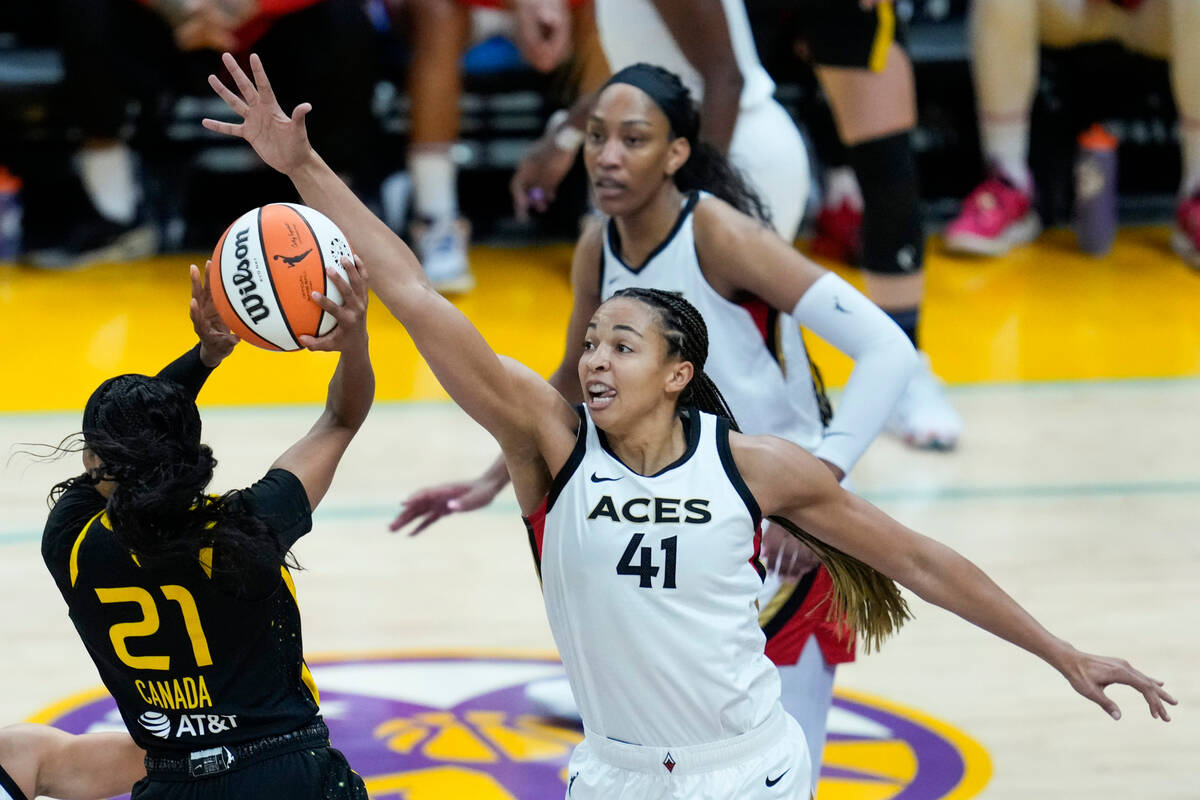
726;430;832;517
232;468;312;542
692;196;769;271
42;483;104;572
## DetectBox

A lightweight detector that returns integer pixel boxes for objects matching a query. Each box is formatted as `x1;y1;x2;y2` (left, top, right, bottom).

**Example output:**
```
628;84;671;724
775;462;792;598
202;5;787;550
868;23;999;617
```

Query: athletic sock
409;147;458;222
77;143;138;225
981;118;1033;193
1180;118;1200;198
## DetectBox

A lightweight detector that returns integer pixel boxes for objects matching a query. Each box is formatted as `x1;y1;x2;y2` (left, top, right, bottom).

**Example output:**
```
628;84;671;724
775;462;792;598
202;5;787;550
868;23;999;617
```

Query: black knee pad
847;131;924;275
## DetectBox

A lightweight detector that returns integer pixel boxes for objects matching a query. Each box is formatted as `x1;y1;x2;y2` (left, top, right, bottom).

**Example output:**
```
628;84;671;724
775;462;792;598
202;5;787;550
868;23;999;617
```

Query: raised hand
1058;649;1176;721
190;262;239;367
389;478;503;535
299;254;369;352
510;132;576;221
203;52;313;175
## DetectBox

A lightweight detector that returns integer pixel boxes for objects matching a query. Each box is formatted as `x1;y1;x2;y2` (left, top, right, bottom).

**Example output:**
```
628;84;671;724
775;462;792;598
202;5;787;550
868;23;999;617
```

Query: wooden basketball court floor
0;226;1196;798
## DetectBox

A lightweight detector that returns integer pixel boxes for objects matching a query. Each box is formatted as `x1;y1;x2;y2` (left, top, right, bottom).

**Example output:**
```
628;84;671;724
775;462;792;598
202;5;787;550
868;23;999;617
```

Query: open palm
202;52;313;175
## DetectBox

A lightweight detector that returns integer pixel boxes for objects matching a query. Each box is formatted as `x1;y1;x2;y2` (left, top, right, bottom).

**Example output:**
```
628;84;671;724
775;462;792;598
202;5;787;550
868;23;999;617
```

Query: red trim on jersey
749;521;763;575
525;496;547;559
738;296;770;342
764;567;856;667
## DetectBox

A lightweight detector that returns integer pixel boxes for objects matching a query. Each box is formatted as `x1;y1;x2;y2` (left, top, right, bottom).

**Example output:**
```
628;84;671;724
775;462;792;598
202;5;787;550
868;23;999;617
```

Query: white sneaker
412;216;474;293
886;353;962;450
524;677;582;721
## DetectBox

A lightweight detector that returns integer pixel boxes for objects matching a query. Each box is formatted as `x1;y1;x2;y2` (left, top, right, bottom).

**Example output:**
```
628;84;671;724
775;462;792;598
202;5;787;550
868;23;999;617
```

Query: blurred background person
35;0;378;267
389;0;606;291
945;0;1200;268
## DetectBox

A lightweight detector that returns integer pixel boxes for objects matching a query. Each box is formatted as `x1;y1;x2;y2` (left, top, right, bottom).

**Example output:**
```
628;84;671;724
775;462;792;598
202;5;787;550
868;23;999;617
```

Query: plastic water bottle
0;166;21;261
1073;124;1119;256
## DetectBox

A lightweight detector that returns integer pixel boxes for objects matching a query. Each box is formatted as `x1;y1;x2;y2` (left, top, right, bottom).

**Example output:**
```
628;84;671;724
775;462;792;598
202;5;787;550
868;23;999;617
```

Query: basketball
208;203;354;351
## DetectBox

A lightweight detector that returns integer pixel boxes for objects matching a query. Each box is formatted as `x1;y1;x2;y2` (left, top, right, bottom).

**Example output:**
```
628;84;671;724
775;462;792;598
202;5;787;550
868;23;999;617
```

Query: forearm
697;69;742;153
324;338;374;432
795;273;917;473
904;533;1073;667
156;343;216;399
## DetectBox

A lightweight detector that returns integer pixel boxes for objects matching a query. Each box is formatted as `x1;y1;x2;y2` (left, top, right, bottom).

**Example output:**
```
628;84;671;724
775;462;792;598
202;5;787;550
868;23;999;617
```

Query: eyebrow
586;322;645;338
587;114;653;127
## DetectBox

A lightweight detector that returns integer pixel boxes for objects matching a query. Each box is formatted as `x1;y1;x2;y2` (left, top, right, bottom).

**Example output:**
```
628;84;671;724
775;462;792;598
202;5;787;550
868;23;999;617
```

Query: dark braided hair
603;63;772;227
609;288;910;651
610;287;738;425
50;374;286;579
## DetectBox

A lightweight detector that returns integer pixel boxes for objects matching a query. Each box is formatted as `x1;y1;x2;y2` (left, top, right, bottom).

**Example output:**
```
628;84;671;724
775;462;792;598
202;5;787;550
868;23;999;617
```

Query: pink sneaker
1171;192;1200;269
944;173;1041;256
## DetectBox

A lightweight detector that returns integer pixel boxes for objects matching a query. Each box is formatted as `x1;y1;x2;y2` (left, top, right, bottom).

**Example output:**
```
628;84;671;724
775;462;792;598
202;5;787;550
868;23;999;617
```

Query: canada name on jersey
586;495;711;524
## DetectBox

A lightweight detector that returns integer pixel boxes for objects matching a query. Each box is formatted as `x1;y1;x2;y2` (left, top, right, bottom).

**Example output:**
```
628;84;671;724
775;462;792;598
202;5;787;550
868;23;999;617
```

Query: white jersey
531;408;779;746
0;764;23;800
600;192;825;449
595;0;777;111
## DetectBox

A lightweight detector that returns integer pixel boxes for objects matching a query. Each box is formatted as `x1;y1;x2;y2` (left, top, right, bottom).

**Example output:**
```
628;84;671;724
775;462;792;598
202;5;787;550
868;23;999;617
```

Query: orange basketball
208;203;353;351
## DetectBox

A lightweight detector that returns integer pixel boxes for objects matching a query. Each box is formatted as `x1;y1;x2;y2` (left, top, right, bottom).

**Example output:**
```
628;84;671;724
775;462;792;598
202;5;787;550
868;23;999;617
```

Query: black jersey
43;469;321;752
0;762;26;800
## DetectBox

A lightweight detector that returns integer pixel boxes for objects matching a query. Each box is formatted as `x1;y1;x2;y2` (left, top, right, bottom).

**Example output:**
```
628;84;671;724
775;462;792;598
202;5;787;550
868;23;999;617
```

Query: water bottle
1073;124;1119;256
0;166;22;261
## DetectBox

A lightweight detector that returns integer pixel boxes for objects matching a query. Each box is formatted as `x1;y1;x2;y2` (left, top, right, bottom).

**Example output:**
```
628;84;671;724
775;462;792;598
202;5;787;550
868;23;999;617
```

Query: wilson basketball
208;203;353;351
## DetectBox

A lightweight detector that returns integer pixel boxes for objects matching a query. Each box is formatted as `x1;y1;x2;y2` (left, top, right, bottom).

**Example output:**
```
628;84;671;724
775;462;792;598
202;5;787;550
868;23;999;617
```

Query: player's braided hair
613;288;910;651
51;375;289;582
604;64;773;227
610;288;736;424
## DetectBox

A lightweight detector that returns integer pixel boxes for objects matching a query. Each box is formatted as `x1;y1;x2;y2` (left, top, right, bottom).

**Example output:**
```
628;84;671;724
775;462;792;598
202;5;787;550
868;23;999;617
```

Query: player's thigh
729;101;811;242
1038;0;1169;57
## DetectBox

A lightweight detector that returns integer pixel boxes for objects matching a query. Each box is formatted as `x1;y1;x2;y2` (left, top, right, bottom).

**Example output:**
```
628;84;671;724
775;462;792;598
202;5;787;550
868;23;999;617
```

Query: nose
596;138;622;169
583;343;610;372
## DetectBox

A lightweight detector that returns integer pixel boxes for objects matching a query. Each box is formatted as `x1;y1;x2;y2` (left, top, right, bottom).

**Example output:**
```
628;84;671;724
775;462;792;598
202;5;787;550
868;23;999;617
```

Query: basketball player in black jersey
0;724;144;800
41;261;374;799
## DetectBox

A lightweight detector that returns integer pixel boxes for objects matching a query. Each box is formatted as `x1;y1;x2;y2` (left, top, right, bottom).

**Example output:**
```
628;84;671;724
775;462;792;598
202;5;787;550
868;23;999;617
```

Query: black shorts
132;746;367;800
793;0;907;71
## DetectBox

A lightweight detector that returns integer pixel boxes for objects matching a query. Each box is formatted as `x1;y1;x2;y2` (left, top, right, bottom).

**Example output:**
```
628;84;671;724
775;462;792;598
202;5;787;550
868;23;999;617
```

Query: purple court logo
32;652;991;799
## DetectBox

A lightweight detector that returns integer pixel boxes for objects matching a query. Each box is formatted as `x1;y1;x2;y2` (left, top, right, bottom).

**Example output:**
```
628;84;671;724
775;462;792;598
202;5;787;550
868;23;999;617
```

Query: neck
602;401;687;476
612;183;687;268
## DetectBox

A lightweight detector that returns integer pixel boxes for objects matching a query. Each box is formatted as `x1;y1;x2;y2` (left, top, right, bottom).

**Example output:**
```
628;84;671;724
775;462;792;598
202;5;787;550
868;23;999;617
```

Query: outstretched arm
155;261;241;397
0;724;145;800
389;219;604;534
204;54;578;479
736;433;1177;722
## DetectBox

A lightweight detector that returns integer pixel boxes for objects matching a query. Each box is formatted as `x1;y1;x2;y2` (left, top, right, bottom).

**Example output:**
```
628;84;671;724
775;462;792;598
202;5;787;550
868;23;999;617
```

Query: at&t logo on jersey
37;653;990;799
137;710;239;739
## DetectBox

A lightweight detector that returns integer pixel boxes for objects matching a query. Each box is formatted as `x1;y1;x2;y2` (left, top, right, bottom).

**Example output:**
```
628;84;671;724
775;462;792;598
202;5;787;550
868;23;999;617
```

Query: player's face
579;298;691;429
584;85;690;217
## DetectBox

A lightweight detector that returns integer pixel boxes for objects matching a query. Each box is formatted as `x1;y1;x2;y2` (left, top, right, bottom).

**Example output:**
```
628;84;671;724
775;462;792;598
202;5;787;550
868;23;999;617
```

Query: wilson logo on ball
209;203;352;351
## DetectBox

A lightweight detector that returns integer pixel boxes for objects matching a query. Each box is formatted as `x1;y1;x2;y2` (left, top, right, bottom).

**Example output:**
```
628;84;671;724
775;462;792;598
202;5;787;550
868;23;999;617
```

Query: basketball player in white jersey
0;724;145;800
400;63;916;788
208;52;1175;800
512;0;811;241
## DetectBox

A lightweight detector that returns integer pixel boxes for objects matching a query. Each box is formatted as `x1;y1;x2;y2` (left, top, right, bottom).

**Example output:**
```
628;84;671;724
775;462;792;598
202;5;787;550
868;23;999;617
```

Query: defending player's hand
300;254;369;352
761;521;820;581
203;52;313;176
1058;648;1176;721
511;134;576;221
389;479;501;536
511;0;572;73
190;262;239;367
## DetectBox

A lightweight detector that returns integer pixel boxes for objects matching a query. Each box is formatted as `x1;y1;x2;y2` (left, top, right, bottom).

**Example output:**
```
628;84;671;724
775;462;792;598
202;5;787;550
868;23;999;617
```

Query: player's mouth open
587;382;616;409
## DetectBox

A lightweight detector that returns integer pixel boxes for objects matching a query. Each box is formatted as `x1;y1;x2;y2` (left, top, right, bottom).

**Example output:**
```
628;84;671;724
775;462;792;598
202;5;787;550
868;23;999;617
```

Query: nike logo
590;472;622;483
821;430;852;439
765;768;790;787
833;296;850;313
607;276;621;285
568;772;578;795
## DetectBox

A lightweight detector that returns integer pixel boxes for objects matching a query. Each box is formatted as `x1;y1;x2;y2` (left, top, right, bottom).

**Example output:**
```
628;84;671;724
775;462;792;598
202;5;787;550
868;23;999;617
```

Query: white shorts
564;704;812;800
729;99;812;242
